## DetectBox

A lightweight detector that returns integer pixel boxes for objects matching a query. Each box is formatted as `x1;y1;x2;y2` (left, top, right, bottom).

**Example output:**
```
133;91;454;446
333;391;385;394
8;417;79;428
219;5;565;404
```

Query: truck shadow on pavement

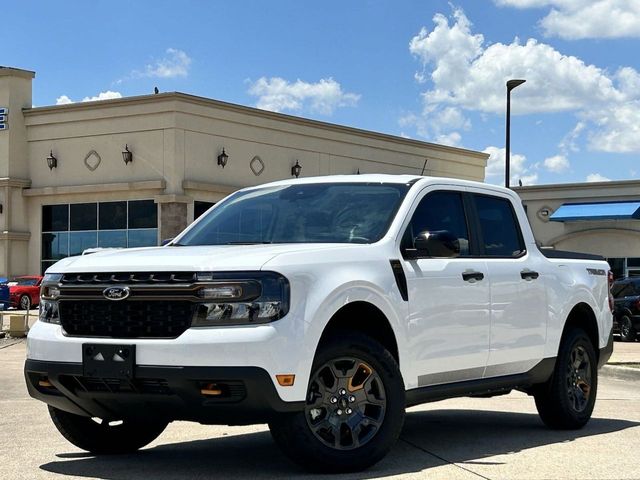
40;408;639;479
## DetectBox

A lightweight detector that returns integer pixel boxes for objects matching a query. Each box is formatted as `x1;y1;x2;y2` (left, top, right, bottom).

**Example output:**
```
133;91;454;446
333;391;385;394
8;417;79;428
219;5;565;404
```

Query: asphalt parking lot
1;340;639;480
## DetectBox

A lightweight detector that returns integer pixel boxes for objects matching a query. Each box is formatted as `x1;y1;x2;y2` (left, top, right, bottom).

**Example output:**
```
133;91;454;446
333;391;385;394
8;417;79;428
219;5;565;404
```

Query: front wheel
534;327;598;429
269;334;405;473
619;316;637;342
48;406;167;454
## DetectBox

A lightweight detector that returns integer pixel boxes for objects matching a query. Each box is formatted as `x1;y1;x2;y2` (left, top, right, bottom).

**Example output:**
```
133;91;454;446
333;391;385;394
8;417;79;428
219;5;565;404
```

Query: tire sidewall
555;329;598;425
620;316;635;342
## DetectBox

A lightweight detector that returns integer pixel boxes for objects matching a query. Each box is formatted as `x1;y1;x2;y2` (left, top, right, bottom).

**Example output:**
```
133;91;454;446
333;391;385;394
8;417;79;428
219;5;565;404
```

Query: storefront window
41;200;159;273
194;201;215;220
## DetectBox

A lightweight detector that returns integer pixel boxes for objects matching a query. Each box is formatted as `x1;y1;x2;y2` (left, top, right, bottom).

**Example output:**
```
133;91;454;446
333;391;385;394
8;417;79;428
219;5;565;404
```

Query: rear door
467;191;548;377
400;188;491;386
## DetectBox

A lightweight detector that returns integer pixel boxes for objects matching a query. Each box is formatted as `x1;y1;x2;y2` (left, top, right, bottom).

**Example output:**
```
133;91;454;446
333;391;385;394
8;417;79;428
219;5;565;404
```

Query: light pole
505;79;526;188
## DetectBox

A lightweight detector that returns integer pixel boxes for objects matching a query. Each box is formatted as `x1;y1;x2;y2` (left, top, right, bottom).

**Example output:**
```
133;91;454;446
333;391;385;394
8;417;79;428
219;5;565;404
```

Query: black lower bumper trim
598;328;614;368
25;360;304;425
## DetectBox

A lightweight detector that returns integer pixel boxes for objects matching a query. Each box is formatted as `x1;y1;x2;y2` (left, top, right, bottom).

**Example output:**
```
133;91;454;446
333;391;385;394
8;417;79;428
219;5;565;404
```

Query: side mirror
161;238;174;246
413;230;460;258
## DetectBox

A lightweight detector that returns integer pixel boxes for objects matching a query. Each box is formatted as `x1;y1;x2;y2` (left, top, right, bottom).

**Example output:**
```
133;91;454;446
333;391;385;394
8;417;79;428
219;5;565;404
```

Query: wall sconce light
217;148;229;168
46;150;58;170
291;160;302;178
122;144;133;165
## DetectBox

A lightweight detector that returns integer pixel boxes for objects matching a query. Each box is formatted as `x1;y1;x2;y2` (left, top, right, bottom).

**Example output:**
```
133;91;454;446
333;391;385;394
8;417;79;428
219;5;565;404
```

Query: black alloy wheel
566;345;592;412
305;357;386;450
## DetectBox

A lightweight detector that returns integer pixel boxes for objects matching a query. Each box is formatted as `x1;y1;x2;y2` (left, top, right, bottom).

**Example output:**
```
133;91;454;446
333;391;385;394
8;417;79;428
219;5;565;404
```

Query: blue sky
4;0;640;185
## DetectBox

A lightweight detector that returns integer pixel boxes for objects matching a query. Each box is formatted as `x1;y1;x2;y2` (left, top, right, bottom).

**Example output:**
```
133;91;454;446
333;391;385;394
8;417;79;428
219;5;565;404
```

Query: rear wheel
19;294;31;311
48;406;167;454
619;316;637;342
269;334;405;473
534;327;597;429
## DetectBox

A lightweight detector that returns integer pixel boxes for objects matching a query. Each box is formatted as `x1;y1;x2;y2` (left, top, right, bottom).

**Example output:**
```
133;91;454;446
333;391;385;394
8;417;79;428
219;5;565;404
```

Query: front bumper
25;359;304;425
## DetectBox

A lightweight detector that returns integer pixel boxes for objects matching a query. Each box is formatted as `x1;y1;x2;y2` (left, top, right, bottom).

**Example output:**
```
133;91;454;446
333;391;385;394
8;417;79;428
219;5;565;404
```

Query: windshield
177;182;410;246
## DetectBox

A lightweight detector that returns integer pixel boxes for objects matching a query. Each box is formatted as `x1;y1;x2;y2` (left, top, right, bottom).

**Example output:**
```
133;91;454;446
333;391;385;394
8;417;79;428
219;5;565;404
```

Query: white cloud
81;91;123;102
543;154;570;173
495;0;640;39
247;77;360;115
55;95;73;105
586;173;611;182
409;8;625;115
584;101;640;153
399;105;470;146
55;91;122;105
133;48;192;79
407;7;640;155
483;146;538;185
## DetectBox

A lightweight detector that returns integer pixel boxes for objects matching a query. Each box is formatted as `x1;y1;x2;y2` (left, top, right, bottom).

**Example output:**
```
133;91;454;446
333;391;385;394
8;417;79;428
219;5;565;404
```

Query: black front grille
60;375;173;395
59;300;195;338
62;272;197;285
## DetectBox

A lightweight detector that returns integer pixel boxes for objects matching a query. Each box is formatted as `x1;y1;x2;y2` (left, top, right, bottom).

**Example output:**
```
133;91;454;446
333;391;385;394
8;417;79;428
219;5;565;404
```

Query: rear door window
473;194;525;257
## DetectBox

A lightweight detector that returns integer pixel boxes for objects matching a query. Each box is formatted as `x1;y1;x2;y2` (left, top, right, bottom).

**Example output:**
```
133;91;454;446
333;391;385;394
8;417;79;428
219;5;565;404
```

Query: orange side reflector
38;379;53;388
276;374;295;387
201;383;223;396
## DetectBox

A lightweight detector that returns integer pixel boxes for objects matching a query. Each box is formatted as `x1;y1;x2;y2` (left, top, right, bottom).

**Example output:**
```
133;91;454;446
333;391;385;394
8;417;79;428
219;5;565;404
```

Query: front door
401;189;491;387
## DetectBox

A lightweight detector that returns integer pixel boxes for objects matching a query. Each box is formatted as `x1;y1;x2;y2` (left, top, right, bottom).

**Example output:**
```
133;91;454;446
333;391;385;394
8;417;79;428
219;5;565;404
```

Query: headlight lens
39;299;60;324
39;273;62;324
191;272;289;326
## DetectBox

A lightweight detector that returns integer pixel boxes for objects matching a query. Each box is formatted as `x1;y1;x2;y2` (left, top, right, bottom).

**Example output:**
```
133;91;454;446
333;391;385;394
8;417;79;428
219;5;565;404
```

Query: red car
9;276;43;310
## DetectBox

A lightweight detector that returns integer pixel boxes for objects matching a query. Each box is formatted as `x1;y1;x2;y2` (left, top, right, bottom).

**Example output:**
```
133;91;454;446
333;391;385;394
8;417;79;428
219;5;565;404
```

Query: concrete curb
601;364;640;381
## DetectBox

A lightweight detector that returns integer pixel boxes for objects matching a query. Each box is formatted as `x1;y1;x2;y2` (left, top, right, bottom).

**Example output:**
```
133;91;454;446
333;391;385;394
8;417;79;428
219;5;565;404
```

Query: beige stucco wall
515;180;640;258
0;68;489;277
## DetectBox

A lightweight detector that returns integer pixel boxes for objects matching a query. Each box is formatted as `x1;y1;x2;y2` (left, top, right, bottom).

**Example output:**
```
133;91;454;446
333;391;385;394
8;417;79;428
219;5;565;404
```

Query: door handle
462;270;484;282
521;270;540;281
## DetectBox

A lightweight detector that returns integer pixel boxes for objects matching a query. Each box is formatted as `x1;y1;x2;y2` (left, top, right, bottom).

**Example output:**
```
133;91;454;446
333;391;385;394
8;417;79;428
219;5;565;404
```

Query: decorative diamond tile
250;155;265;176
84;150;101;171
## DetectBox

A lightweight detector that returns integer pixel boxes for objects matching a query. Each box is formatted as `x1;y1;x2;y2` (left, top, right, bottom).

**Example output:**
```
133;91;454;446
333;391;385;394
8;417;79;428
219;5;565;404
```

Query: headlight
39;273;62;324
191;272;289;326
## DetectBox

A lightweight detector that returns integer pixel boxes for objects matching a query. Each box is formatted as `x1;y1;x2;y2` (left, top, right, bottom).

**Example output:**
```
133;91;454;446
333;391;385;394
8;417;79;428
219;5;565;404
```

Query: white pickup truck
25;174;613;472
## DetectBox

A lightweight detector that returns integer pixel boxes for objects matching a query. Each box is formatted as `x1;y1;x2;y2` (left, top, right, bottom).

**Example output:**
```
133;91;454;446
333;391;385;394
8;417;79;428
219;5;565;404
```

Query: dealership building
0;66;488;277
515;180;640;279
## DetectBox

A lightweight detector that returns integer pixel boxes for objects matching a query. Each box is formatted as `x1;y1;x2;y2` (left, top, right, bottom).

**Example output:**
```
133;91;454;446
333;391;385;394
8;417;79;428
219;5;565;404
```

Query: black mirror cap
161;238;174;246
413;230;460;258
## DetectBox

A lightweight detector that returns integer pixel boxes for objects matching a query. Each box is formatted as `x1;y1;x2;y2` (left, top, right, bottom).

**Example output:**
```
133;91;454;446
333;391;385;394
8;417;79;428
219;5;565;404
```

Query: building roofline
0;66;35;79
24;91;488;160
513;178;640;193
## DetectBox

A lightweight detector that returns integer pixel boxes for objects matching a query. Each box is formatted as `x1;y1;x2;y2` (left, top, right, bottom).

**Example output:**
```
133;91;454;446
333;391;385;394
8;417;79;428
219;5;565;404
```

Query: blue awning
550;201;640;222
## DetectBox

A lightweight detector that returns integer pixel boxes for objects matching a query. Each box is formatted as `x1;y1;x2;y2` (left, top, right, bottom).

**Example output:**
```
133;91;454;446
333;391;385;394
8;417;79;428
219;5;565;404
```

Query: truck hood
48;244;360;273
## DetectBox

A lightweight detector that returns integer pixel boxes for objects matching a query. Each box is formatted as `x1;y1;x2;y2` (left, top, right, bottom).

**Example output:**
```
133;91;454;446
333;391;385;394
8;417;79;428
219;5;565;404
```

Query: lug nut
346;408;352;414
349;395;355;402
336;409;343;415
330;397;337;404
339;389;346;395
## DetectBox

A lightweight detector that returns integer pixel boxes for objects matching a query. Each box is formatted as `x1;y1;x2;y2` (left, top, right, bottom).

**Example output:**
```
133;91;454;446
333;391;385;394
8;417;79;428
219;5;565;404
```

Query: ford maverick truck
25;175;614;472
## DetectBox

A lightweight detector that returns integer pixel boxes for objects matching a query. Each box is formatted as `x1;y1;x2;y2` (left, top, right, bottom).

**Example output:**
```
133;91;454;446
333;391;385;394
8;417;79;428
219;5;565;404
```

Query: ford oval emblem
103;286;131;301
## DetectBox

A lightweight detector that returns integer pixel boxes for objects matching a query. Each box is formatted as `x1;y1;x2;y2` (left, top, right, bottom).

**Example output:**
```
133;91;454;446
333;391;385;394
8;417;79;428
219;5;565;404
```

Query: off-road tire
269;334;405;473
534;327;598;429
48;406;167;454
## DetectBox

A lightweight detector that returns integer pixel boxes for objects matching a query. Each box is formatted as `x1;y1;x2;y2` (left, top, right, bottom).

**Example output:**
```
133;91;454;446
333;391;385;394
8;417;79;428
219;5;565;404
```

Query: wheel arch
318;301;400;366
561;302;599;359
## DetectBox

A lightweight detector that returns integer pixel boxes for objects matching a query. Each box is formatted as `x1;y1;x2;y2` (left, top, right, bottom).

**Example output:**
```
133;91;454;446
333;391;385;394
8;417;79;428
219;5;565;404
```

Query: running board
405;357;556;408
